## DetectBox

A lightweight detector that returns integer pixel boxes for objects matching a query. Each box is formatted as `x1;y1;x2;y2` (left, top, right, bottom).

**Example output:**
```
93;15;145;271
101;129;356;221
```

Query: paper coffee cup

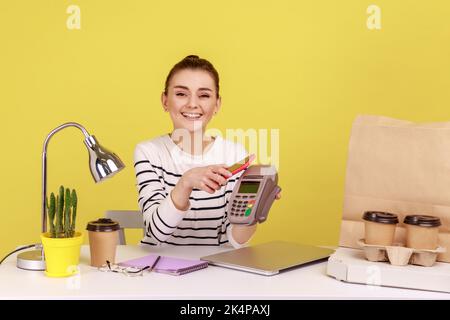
86;218;120;267
404;215;441;250
363;211;399;246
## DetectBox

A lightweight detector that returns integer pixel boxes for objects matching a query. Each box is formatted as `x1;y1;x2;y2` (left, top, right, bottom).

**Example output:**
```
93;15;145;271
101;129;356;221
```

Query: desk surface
0;244;448;299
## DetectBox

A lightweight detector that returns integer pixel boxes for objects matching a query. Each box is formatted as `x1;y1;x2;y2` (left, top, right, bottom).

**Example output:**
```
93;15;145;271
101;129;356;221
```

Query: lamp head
84;135;125;182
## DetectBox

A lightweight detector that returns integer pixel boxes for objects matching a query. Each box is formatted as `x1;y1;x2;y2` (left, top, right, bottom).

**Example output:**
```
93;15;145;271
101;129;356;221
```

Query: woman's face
162;69;221;134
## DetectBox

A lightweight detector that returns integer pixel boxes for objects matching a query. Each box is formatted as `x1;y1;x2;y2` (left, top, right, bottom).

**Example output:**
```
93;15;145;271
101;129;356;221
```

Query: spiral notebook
118;254;208;276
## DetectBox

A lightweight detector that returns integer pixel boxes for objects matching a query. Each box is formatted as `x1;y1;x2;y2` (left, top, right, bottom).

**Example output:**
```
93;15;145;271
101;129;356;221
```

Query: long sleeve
134;144;189;245
135;135;254;247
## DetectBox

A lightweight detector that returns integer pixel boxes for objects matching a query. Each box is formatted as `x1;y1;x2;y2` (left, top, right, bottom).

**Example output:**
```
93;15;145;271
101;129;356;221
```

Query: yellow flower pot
41;232;84;277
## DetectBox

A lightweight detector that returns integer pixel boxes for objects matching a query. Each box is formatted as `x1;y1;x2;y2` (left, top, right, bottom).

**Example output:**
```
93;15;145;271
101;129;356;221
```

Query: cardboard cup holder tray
357;239;446;267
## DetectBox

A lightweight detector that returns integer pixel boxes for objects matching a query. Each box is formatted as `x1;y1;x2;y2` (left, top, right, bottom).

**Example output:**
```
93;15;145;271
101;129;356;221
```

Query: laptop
201;241;335;276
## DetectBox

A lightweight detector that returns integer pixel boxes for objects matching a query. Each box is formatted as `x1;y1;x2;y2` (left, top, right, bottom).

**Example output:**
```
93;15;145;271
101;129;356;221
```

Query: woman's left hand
275;192;281;200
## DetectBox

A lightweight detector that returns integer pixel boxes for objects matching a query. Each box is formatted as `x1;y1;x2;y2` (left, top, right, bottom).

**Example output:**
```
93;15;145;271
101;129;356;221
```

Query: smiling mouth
181;112;203;120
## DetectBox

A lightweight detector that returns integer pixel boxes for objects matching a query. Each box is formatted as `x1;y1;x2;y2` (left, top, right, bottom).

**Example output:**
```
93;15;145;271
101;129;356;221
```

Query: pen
149;255;161;272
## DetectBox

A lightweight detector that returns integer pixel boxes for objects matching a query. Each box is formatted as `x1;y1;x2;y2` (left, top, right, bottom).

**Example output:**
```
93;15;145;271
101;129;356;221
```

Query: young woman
134;55;280;248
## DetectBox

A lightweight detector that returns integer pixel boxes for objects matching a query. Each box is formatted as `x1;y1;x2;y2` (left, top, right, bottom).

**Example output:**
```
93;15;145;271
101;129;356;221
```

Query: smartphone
226;154;255;177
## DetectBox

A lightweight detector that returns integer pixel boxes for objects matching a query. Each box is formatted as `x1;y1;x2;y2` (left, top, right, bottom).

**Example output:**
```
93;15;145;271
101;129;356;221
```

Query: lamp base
17;249;46;271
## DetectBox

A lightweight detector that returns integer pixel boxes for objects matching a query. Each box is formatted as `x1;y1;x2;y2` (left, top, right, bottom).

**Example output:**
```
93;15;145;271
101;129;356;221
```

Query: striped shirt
134;134;249;248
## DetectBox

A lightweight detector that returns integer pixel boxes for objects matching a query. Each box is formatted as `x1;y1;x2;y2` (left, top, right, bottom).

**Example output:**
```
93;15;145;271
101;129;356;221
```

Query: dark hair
164;55;220;98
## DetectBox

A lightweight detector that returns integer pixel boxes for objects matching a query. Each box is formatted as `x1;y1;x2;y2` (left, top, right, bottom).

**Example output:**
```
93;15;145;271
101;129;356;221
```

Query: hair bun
165;55;220;97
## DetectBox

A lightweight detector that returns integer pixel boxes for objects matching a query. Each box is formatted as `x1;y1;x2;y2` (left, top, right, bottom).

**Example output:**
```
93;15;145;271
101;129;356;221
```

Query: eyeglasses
97;256;161;277
98;260;150;277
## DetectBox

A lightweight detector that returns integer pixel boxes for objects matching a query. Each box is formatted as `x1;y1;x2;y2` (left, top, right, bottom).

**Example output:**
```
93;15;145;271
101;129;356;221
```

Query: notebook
118;254;208;276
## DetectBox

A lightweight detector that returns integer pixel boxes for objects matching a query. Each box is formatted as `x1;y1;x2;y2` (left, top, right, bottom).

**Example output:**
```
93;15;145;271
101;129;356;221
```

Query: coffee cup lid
86;218;120;232
403;215;441;227
362;211;399;224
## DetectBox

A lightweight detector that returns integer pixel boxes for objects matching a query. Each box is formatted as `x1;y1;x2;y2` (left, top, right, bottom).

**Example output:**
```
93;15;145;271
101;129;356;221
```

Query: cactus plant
56;186;64;236
46;185;78;238
64;187;71;237
46;193;56;238
70;190;77;237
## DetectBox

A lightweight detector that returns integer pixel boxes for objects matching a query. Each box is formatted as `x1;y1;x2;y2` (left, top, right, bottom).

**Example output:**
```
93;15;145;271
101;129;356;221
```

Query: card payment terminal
228;165;281;225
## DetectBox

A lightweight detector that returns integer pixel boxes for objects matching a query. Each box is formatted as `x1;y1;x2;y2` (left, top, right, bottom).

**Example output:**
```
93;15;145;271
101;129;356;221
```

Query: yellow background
1;1;450;259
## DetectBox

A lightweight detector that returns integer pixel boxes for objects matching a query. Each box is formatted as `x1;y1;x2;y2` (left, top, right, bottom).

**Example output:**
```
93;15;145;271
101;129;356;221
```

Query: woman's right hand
180;165;232;194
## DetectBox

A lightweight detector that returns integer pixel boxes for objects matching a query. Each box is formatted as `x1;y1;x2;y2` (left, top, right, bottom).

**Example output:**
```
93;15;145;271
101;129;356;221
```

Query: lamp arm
41;122;91;234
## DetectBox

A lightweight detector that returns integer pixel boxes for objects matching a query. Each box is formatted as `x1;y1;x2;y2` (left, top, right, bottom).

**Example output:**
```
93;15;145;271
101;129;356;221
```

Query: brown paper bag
339;115;450;262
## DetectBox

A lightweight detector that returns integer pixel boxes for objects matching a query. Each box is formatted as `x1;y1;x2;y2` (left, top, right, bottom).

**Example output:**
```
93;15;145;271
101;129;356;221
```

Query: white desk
0;245;448;299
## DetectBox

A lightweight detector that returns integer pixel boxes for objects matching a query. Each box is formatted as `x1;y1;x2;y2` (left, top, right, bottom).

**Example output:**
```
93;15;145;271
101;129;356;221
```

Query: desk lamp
16;122;125;271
